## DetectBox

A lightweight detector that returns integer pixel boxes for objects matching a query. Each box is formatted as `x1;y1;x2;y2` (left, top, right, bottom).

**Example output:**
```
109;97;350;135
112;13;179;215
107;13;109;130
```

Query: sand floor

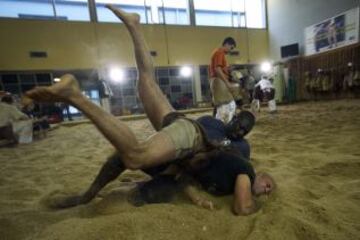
0;99;359;240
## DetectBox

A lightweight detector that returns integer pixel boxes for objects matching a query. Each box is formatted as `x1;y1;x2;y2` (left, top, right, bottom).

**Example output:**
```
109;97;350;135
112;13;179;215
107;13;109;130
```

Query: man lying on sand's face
252;172;276;196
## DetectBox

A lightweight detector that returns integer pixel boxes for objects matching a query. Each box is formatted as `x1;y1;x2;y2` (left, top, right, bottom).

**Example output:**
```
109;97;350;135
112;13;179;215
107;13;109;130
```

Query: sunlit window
193;0;265;28
146;0;190;25
0;0;90;21
0;0;54;19
0;0;264;26
245;0;266;28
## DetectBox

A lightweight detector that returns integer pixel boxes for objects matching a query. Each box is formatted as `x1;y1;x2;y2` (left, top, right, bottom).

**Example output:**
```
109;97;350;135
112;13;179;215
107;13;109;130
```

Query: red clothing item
209;48;229;78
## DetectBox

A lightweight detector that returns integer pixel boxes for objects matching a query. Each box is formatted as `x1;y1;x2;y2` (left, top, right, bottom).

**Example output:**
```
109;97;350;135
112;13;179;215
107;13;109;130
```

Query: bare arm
233;174;258;215
215;66;231;86
177;173;214;210
183;183;215;210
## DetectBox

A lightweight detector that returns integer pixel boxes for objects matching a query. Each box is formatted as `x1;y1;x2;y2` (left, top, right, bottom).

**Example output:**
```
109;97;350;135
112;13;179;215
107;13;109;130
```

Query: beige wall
0;19;269;71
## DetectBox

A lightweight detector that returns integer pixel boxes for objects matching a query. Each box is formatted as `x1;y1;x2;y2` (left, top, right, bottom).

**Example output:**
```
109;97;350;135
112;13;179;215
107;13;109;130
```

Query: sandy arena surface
0;99;359;240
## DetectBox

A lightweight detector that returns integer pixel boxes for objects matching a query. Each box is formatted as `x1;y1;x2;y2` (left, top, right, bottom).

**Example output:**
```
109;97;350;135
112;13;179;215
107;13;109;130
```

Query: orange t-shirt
209;48;229;78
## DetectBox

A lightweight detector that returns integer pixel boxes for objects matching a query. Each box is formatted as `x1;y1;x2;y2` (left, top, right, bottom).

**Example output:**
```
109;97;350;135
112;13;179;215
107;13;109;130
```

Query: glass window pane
36;73;52;84
159;77;169;85
90;90;100;99
3;84;20;95
145;0;189;25
0;0;54;19
245;0;266;28
54;0;90;21
68;106;80;114
232;0;246;28
156;68;168;77
194;0;266;28
122;88;135;96
194;0;233;27
96;0;147;23
171;85;181;92
2;74;18;84
19;74;36;84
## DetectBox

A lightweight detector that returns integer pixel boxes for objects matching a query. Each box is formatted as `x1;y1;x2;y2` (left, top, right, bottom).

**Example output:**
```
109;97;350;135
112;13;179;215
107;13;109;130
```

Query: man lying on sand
24;5;275;215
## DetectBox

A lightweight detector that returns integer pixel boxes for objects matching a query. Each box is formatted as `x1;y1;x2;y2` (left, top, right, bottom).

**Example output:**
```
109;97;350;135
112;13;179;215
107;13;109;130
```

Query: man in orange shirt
209;37;237;124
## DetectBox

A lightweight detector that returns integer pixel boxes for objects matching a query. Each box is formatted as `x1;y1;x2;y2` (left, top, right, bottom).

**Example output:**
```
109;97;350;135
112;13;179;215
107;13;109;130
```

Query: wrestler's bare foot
25;74;81;103
105;4;140;26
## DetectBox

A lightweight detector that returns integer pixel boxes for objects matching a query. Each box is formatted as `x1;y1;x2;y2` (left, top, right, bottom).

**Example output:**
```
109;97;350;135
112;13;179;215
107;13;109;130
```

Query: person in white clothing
251;75;277;113
0;95;32;144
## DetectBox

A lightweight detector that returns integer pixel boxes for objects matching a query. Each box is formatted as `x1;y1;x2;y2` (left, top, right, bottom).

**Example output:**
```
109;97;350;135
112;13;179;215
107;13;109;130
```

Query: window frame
0;0;267;29
0;0;92;22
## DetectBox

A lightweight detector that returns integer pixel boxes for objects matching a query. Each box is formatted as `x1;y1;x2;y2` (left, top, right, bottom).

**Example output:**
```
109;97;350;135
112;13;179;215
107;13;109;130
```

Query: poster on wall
304;7;359;56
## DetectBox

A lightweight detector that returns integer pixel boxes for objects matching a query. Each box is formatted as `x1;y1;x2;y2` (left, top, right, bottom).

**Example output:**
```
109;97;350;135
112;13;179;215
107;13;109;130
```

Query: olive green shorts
161;118;204;159
210;77;234;106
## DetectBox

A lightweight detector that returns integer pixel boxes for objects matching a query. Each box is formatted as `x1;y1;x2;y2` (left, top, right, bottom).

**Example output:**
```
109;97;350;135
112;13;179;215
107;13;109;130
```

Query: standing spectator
245;72;256;103
252;75;277;113
0;94;32;144
209;37;237;124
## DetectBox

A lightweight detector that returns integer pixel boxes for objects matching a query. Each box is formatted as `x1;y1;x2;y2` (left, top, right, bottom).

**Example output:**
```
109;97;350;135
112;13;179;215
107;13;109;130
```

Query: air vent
150;51;157;57
229;51;240;56
29;51;48;58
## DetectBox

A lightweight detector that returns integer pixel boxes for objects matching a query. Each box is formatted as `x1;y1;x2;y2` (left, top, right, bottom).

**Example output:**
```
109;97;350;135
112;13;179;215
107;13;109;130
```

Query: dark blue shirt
196;116;250;159
194;116;255;195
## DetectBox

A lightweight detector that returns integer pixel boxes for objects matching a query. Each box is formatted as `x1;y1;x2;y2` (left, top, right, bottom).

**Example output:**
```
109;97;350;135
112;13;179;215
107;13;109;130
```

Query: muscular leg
50;152;125;208
106;5;174;131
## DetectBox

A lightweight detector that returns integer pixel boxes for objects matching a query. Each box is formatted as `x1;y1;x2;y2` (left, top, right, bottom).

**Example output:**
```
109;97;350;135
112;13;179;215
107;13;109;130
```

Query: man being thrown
25;5;275;215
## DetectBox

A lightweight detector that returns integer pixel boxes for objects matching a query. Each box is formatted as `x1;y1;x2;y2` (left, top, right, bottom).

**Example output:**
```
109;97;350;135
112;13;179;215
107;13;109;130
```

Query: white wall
267;0;359;60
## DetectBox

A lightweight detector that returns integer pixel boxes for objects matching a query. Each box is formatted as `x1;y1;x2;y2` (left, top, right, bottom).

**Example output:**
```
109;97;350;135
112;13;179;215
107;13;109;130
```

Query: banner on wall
305;7;359;56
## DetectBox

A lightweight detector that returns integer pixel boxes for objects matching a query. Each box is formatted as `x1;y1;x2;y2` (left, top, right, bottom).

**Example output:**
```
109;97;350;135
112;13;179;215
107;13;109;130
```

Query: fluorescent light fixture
260;62;272;73
54;78;61;82
109;67;125;83
180;66;192;77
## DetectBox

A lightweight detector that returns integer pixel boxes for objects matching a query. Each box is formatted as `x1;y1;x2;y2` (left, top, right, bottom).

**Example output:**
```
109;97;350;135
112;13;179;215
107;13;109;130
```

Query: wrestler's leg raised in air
106;5;174;131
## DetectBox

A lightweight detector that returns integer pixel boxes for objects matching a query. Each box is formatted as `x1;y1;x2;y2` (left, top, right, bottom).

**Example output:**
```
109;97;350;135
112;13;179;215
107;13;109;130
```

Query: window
54;0;90;21
83;90;101;106
171;85;181;93
96;0;190;25
244;0;266;28
146;0;189;25
0;0;90;21
193;0;265;28
76;88;100;116
2;74;20;95
0;72;53;96
194;0;244;27
159;77;170;85
199;65;211;101
0;0;54;19
36;73;52;85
